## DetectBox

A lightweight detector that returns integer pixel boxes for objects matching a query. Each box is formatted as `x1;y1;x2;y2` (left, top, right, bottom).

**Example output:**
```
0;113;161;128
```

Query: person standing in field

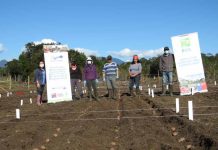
83;57;99;101
102;55;119;100
34;61;46;106
129;55;142;96
159;46;175;96
70;60;83;100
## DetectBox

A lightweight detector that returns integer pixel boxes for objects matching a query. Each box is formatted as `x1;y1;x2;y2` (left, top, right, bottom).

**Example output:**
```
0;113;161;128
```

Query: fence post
28;76;30;90
9;75;12;90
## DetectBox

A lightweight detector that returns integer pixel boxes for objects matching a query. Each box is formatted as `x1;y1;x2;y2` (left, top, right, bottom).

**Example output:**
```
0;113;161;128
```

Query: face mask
71;65;77;70
39;64;44;68
87;61;92;64
164;50;169;55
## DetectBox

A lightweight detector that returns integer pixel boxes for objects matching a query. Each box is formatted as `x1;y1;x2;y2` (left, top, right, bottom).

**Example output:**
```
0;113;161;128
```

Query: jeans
106;75;117;90
129;75;141;89
71;79;82;97
162;71;173;85
86;79;97;96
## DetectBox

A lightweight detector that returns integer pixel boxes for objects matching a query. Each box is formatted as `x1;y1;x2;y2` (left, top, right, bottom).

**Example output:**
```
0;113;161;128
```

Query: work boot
169;84;173;96
161;85;166;96
108;89;113;100
112;89;118;100
72;95;76;100
88;91;92;101
136;88;140;95
129;88;135;97
94;90;99;101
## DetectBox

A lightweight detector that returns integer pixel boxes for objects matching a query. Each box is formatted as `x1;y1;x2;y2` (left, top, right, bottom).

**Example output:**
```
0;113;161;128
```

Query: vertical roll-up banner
171;32;208;95
43;45;72;103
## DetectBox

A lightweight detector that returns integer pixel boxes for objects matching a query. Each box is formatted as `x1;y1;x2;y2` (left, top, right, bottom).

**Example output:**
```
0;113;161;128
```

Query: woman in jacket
83;57;98;101
34;61;46;105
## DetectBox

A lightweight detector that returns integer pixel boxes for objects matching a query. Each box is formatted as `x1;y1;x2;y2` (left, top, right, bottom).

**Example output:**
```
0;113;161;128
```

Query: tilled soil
0;83;217;150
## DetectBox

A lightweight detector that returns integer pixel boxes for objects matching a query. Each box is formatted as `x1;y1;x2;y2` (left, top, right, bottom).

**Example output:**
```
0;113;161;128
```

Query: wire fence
0;113;218;124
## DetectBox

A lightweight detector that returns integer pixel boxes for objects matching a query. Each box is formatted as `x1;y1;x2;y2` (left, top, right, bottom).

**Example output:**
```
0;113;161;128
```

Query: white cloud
72;47;169;61
74;48;98;56
34;39;58;45
0;43;6;52
111;47;165;59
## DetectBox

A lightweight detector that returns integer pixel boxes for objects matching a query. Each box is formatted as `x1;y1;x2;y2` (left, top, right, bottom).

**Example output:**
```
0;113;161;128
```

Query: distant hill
113;58;124;65
0;59;7;68
97;57;124;65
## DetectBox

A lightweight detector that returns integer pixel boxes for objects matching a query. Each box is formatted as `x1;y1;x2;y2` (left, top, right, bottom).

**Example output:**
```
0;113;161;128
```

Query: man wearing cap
103;55;119;100
159;47;175;96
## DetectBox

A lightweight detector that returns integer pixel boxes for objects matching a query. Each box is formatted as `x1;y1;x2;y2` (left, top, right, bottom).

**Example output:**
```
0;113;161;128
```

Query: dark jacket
83;64;98;80
70;66;82;80
159;54;174;72
34;68;46;85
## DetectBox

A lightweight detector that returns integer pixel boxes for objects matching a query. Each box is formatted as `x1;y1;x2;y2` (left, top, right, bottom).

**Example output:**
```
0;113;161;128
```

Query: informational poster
44;45;72;103
171;32;208;95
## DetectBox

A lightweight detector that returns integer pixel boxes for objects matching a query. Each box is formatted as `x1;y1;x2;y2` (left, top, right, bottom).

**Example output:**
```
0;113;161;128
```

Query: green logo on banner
181;38;191;48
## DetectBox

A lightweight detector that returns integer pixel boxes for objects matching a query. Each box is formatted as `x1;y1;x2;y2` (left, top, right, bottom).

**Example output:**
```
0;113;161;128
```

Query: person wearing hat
102;55;119;100
129;55;142;96
159;46;175;96
83;57;99;101
70;60;83;100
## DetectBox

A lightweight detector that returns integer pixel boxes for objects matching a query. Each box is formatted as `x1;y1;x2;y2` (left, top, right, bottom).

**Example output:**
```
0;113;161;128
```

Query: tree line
0;42;218;82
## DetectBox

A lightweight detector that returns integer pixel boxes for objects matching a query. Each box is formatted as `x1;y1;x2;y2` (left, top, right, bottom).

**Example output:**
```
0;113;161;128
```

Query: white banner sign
43;45;69;52
171;32;208;95
44;52;72;103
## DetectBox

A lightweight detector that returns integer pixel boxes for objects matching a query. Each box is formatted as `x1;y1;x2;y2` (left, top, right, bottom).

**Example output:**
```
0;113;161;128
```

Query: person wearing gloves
83;57;99;101
129;55;142;96
34;61;46;106
102;55;119;100
70;60;83;100
159;46;175;96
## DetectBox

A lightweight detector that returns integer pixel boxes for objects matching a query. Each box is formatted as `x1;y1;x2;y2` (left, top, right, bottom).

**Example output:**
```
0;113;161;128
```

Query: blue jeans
129;75;141;89
162;71;173;85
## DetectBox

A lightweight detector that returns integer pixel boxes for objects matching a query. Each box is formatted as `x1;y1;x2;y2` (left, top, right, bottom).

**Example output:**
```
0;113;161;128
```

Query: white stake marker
191;87;194;95
139;86;142;91
30;98;32;104
30;91;32;94
0;94;1;98
215;81;217;86
151;89;154;98
16;109;20;119
148;88;151;95
188;101;193;121
20;100;23;106
176;98;179;113
166;85;169;90
7;92;9;97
